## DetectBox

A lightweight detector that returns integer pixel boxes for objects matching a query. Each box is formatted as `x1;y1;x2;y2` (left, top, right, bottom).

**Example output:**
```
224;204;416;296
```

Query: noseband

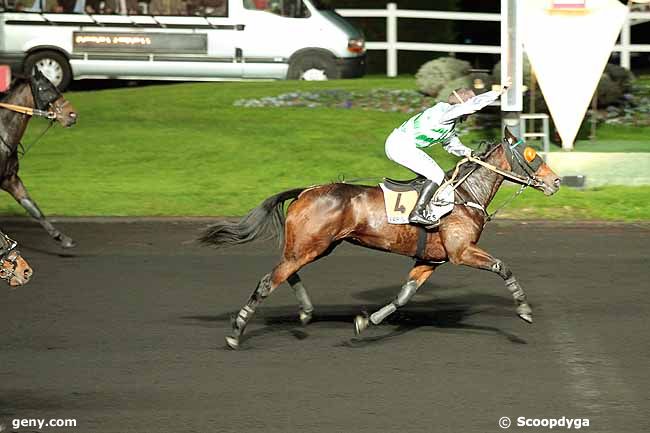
0;234;21;282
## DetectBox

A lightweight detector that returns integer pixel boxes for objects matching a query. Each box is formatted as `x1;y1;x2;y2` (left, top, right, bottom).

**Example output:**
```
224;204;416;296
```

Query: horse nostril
553;178;561;187
24;269;32;279
69;112;77;119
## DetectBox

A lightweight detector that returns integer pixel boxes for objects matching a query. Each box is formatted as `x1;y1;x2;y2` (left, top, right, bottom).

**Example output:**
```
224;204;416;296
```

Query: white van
0;0;366;90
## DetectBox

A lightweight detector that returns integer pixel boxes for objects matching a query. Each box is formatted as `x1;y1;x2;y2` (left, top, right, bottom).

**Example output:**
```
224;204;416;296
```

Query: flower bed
233;89;436;113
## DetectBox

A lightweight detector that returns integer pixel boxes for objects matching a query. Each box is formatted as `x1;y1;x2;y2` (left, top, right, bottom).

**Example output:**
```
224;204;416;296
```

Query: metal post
501;0;522;138
387;3;398;77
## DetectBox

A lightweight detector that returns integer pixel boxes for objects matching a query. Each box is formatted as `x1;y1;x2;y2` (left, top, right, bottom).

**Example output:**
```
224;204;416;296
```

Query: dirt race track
1;219;649;433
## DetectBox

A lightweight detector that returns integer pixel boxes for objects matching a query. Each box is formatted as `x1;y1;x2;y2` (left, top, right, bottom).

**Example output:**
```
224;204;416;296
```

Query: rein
0;101;57;120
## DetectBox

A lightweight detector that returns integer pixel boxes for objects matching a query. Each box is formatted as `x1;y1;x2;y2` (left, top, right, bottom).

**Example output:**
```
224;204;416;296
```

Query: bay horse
0;229;32;287
200;128;561;349
0;68;77;248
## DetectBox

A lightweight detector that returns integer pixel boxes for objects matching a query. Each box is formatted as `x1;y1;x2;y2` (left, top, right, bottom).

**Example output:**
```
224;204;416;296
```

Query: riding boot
409;180;439;226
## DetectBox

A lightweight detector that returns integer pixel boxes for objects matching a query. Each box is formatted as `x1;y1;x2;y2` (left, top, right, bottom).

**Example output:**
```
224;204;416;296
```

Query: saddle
379;175;454;225
382;176;427;193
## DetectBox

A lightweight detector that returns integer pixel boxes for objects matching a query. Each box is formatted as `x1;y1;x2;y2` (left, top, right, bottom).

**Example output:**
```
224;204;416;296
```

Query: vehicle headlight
347;38;365;54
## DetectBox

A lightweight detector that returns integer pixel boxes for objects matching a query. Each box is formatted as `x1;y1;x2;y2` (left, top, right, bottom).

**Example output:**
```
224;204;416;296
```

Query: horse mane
0;75;30;100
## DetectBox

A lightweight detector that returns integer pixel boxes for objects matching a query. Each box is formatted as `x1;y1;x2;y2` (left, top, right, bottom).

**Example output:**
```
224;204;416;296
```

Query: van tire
287;52;340;80
25;51;72;91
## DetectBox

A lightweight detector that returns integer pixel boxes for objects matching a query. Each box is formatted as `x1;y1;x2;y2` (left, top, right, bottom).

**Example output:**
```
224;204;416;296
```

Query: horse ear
503;126;517;145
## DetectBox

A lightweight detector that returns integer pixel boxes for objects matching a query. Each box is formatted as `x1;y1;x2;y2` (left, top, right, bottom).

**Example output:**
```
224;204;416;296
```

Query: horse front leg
355;261;437;334
453;244;532;323
1;174;76;248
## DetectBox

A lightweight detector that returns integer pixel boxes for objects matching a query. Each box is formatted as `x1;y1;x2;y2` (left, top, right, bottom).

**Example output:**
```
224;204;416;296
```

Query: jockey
385;77;512;226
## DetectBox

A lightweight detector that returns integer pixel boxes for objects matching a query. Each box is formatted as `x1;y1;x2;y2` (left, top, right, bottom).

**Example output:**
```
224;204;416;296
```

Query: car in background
0;0;366;90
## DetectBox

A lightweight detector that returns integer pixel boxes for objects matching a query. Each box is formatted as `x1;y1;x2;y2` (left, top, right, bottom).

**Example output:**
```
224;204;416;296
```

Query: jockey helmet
448;88;476;105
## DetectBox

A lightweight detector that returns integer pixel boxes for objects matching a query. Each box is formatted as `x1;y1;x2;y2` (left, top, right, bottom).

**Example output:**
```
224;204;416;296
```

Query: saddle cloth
379;182;455;224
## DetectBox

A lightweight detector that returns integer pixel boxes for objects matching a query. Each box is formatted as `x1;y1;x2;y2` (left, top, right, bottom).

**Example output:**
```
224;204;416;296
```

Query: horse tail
198;187;306;249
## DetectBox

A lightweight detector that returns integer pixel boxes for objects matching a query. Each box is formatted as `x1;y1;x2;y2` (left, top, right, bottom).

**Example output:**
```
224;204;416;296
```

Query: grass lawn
1;75;648;221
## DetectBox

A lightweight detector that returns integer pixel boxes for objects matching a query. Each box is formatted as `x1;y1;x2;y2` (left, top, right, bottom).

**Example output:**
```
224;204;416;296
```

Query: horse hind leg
355;261;437;334
1;174;76;248
287;273;314;325
226;272;273;350
226;239;335;349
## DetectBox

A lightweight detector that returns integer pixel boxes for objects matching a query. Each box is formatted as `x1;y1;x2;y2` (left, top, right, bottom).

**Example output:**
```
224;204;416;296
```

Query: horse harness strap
415;226;428;260
462;200;487;214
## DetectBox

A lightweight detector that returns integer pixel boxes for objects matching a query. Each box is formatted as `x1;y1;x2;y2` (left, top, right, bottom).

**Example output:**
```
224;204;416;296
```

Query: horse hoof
59;236;76;249
299;310;313;326
518;313;533;324
225;336;240;350
517;304;533;324
354;315;369;335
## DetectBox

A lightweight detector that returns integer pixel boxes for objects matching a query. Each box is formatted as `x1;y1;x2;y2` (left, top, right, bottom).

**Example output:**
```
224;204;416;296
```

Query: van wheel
25;51;72;91
287;53;339;80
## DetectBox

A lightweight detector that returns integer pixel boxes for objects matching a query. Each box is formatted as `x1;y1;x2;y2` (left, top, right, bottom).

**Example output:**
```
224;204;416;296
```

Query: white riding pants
384;129;445;183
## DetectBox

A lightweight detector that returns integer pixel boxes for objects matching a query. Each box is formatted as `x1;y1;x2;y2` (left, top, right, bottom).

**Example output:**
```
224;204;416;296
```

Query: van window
42;0;74;12
80;0;120;13
143;0;227;16
244;0;309;18
2;0;44;11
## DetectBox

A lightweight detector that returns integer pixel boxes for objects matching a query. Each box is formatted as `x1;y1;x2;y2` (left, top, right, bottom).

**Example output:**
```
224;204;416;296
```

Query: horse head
500;127;561;196
30;67;77;127
0;234;32;287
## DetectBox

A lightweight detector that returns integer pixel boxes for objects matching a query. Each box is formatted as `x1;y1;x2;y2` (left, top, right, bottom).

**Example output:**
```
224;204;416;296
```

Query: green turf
1;76;648;221
490;186;650;221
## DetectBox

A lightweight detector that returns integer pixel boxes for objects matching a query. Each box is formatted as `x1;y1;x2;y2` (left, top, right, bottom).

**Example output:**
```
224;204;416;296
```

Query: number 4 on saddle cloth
379;176;455;225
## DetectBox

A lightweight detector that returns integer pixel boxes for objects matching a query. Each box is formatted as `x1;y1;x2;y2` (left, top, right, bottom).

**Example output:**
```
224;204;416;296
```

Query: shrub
596;73;623;107
437;76;473;103
415;57;470;97
492;59;635;108
604;63;635;93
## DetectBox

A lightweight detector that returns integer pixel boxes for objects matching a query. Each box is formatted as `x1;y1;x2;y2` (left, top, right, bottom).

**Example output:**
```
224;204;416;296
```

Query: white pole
501;0;523;138
387;3;398;77
620;11;631;69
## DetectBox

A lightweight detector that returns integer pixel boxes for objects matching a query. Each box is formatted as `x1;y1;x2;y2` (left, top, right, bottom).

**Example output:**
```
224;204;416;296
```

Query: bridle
0;71;64;121
434;137;547;223
0;234;21;283
0;74;65;155
441;139;544;198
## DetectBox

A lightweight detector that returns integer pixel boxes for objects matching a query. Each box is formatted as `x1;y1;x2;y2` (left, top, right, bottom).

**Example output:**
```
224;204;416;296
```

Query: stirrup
409;212;439;227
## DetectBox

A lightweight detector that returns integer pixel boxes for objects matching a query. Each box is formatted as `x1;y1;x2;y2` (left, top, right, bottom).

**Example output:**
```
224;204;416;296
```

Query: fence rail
336;3;650;76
